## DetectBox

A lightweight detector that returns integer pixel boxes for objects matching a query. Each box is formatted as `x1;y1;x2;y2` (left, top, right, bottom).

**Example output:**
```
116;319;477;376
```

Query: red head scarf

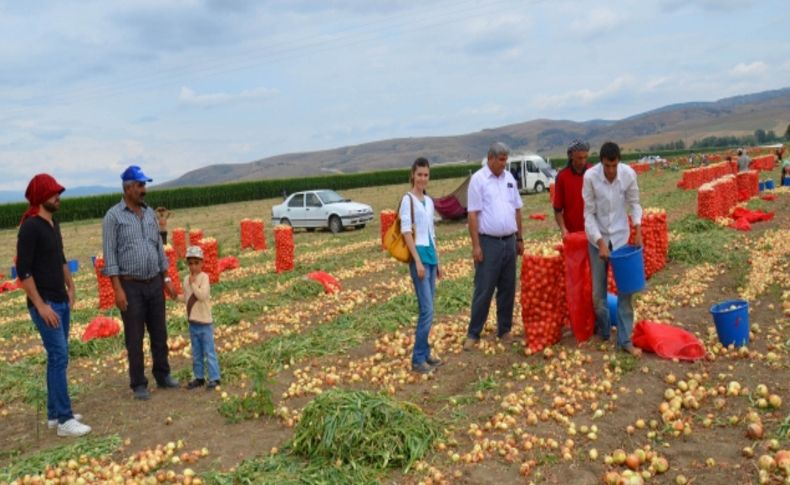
20;174;65;226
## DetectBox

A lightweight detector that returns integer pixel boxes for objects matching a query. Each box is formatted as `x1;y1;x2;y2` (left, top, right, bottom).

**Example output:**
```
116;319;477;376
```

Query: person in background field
17;174;91;437
102;165;179;401
737;148;751;172
583;142;643;356
155;207;171;245
776;146;789;186
464;142;524;350
553;139;591;236
183;246;221;389
400;158;443;373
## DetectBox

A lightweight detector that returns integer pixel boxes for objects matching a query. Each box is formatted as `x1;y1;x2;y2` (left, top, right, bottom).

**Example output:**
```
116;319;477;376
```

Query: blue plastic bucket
758;181;765;192
783;178;790;187
764;179;774;190
10;266;16;279
609;245;646;294
68;259;79;273
709;299;749;347
607;292;618;327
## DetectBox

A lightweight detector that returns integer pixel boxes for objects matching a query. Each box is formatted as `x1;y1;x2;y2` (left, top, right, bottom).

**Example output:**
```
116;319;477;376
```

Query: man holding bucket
582;142;643;356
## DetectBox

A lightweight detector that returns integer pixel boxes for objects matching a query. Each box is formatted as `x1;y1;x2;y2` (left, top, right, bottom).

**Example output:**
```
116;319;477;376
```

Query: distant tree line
647;124;789;151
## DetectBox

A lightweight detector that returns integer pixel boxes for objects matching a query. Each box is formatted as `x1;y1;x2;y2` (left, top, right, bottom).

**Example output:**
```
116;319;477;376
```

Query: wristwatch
163;276;172;283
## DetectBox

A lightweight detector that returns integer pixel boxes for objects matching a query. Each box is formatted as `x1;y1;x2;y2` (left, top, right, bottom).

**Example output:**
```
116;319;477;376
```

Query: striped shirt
102;200;168;279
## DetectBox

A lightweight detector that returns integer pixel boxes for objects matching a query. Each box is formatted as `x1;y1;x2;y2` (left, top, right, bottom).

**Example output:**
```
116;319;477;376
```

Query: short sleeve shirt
467;164;523;236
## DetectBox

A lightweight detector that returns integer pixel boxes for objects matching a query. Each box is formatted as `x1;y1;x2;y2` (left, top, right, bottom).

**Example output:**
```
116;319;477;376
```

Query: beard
42;200;59;213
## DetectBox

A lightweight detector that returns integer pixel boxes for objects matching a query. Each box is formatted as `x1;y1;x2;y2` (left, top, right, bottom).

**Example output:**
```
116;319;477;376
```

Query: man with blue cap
102;166;179;400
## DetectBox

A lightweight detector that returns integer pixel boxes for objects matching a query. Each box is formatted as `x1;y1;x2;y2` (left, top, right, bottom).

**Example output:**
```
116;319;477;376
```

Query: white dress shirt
467;164;523;237
399;193;436;247
582;163;643;250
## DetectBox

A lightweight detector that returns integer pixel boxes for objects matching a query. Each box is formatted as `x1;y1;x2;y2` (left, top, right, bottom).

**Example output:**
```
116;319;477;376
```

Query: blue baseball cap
121;165;153;183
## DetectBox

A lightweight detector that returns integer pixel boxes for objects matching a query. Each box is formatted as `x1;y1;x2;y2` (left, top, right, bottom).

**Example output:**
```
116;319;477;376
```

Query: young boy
184;246;221;389
582;141;644;356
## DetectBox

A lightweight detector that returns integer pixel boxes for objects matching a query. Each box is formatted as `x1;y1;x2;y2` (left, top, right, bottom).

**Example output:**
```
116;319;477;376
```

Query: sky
1;0;788;194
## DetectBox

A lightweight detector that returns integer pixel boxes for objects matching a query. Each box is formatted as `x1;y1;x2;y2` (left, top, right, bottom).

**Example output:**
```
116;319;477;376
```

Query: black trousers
120;278;170;389
467;234;517;339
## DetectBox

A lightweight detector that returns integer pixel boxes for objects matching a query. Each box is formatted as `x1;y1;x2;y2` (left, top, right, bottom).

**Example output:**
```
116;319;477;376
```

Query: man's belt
480;233;515;240
119;275;159;284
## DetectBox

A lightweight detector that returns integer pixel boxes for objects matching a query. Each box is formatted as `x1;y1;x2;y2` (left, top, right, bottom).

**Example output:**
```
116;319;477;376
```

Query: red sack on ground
729;218;752;232
760;194;776;201
306;271;341;294
632;321;705;361
562;232;595;343
730;207;774;223
81;316;121;343
529;213;547;221
219;256;240;273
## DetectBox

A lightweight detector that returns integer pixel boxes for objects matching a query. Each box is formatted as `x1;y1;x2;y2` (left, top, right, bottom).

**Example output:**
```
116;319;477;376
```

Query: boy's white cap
186;246;204;259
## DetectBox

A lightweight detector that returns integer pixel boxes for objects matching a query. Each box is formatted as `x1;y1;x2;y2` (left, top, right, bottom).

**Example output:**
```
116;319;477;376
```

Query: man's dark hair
599;142;621;162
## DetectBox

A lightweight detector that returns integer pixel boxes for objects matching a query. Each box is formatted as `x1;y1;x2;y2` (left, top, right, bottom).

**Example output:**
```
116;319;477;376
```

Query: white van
481;153;556;194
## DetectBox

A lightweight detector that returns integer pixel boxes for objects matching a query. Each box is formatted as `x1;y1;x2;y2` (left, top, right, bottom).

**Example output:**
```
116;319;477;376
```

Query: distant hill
0;185;118;204
160;87;790;188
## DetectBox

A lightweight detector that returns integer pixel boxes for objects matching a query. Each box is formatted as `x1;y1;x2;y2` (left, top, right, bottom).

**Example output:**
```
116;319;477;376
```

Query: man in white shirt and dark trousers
464;142;524;350
582;142;643;356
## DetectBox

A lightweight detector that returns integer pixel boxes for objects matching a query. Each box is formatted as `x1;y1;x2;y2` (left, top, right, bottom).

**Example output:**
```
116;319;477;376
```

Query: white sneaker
48;413;83;429
57;419;91;437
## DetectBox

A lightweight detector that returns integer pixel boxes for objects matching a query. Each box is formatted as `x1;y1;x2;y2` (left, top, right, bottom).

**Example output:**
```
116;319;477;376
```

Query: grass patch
217;373;275;423
0;435;122;482
203;452;381;485
668;218;736;265
286;279;324;300
0;358;47;408
608;353;639;374
291;389;438;471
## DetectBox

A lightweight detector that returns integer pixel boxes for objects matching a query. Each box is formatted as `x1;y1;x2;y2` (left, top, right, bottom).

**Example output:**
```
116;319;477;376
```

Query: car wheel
329;215;343;234
355;224;365;229
280;218;291;227
534;181;545;193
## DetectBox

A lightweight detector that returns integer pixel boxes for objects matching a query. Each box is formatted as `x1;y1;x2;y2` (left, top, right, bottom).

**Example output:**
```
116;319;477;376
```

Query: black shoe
133;386;150;401
156;375;180;389
206;379;221;390
186;378;205;390
426;356;444;367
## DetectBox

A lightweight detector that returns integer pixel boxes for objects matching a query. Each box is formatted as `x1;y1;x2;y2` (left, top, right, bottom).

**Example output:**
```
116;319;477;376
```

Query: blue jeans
189;323;221;381
589;243;635;349
409;262;437;365
29;301;74;424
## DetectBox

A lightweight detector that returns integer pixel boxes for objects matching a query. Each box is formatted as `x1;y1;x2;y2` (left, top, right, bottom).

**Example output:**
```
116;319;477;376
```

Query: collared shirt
102;200;168;279
582;163;643;250
16;216;68;306
467;164;523;237
553;163;591;233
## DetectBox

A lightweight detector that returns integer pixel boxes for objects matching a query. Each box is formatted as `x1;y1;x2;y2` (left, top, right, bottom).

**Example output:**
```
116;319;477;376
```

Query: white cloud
570;8;623;37
178;86;278;106
732;61;767;76
533;76;634;110
660;0;754;12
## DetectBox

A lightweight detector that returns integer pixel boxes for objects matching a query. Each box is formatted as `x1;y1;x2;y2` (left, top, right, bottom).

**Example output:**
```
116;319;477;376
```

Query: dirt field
0;169;788;484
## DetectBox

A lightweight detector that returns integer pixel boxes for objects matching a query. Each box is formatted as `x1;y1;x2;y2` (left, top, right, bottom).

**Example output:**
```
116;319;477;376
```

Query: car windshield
316;190;347;204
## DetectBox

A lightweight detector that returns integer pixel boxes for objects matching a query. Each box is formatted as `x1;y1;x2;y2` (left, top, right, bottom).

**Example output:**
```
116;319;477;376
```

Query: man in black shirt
17;174;91;437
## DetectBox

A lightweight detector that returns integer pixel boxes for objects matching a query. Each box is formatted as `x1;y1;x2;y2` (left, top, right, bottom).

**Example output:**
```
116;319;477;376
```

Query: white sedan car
271;189;374;233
